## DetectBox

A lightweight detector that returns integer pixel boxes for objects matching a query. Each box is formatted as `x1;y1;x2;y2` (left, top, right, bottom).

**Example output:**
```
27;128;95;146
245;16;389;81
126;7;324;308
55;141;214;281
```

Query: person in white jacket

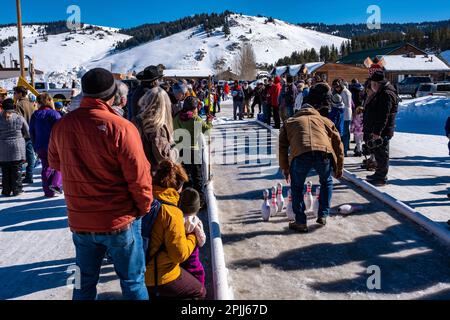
332;79;353;157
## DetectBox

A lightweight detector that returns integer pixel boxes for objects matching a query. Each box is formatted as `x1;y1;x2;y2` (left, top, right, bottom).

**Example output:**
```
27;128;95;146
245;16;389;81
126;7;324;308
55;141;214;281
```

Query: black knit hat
82;68;117;101
370;70;386;82
2;98;15;111
183;96;199;112
179;188;201;214
136;65;164;82
306;83;332;109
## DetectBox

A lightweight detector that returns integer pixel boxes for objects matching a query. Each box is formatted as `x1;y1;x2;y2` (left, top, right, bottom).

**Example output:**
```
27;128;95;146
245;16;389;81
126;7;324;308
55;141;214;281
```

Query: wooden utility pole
16;0;26;78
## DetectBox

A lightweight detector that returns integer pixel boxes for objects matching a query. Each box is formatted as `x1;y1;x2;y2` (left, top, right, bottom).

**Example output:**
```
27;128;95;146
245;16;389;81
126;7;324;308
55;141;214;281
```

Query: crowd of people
0;63;449;298
0;65;218;300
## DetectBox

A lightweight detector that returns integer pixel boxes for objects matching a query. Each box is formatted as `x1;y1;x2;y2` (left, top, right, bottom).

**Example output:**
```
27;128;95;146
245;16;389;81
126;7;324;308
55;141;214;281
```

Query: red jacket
269;76;282;107
48;97;153;233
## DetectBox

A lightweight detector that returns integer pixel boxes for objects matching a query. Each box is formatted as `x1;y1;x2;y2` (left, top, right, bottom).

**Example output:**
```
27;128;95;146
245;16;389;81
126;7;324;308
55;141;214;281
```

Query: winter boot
289;222;309;233
316;217;327;226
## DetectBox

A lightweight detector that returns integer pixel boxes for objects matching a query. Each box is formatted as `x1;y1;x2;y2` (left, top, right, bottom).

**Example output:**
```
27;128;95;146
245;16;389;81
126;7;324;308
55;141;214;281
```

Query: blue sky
0;0;449;28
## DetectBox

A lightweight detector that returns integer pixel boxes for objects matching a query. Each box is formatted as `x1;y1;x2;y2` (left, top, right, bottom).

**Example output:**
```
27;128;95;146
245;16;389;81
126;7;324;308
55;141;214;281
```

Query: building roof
271;62;325;76
382;54;450;72
337;42;426;65
163;69;213;78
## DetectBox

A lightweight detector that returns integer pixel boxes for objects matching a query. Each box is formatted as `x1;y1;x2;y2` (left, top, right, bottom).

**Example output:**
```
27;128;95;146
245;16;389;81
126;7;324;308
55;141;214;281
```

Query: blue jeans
72;219;149;300
342;120;351;156
286;105;294;118
25;139;35;180
290;152;334;225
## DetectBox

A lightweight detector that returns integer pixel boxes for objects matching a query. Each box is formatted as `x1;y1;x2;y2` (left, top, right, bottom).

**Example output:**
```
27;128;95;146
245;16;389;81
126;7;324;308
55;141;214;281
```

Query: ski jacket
269;77;282;107
48;97;153;233
29;106;61;152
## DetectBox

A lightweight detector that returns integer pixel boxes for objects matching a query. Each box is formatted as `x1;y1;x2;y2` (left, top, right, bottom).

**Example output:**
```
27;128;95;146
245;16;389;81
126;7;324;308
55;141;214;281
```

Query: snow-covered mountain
86;14;348;74
1;14;348;87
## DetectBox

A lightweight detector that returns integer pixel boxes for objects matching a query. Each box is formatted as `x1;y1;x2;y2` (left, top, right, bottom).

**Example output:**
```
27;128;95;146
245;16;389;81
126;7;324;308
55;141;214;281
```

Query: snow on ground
85;14;347;74
397;96;450;135
210;103;450;300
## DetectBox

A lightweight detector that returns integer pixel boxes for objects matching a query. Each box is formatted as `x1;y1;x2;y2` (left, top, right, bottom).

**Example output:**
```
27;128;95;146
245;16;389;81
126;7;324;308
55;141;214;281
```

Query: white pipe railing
201;133;234;300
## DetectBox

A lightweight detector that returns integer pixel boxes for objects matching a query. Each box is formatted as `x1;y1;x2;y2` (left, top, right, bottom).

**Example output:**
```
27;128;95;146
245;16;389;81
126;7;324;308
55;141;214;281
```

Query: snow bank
396;96;450;135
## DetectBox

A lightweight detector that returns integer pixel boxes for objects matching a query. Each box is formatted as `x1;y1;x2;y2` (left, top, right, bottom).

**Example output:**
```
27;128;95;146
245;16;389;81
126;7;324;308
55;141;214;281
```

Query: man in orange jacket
49;68;153;300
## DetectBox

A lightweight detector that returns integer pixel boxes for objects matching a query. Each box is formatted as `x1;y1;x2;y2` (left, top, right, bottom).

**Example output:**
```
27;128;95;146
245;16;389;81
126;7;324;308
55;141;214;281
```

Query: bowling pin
304;181;314;213
312;186;321;217
286;189;295;221
261;190;271;221
270;186;278;217
276;182;285;213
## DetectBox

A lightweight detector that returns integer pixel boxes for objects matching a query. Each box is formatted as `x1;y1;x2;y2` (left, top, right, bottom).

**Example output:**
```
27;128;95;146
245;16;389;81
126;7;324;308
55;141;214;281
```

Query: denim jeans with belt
72;218;148;300
290;152;334;225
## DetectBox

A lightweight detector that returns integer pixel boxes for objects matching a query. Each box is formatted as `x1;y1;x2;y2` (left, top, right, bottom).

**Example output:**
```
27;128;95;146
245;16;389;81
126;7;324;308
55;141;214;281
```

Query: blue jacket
30;107;61;151
328;103;345;137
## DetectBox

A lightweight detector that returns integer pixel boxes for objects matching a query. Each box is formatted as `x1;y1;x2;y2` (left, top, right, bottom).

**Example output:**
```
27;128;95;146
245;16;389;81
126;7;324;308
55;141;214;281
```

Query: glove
194;220;207;248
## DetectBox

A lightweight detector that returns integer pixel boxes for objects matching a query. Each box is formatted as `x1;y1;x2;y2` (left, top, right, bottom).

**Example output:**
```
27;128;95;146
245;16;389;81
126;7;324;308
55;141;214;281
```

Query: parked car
396;76;432;97
34;82;74;103
417;82;450;97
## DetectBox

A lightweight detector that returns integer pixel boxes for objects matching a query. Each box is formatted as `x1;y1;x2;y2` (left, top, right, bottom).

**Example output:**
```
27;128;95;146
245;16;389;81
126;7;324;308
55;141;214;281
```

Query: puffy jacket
279;105;344;174
29;106;61;152
145;186;197;286
48;97;153;233
363;81;399;139
269;76;282;107
0;111;28;162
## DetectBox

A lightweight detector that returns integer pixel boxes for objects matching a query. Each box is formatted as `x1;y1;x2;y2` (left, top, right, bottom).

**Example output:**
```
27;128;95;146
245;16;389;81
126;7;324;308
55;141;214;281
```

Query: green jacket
173;113;213;152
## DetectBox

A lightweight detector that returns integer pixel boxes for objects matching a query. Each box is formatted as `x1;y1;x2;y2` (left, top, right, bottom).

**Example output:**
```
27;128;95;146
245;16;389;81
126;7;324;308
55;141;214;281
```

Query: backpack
141;198;178;297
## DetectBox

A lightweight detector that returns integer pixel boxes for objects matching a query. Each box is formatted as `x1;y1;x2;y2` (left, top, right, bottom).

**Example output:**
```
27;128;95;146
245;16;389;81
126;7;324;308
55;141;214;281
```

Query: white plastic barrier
201;134;234;300
343;170;450;247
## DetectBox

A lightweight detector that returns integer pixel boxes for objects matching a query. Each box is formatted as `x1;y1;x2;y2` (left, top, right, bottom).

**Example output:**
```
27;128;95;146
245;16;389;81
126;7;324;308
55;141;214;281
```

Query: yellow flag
16;76;40;97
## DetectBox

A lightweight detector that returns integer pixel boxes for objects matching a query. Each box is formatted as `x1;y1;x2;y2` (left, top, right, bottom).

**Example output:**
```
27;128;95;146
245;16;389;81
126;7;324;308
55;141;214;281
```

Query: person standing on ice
279;83;344;233
129;65;164;120
363;70;399;187
279;75;298;122
332;79;353;157
14;86;36;184
231;80;245;120
29;93;63;197
48;68;153;300
269;76;282;129
0;98;28;197
132;87;178;176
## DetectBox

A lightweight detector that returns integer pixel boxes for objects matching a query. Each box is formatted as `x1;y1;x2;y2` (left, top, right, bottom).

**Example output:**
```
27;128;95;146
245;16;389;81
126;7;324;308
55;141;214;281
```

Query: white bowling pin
312;186;321;217
276;182;285;213
304;181;314;213
286;189;295;221
261;190;271;221
338;204;363;215
270;186;278;217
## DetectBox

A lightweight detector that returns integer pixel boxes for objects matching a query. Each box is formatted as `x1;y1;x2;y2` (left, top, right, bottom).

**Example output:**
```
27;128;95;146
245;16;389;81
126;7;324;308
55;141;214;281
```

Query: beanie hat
81;68;117;100
306;83;332;109
183;96;199;112
173;82;188;96
2;98;15;111
370;70;386;82
179;188;201;214
54;102;64;109
331;94;343;105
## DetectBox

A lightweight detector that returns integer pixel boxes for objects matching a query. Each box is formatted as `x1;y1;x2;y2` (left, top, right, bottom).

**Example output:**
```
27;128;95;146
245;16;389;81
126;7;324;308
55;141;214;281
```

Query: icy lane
210;107;450;300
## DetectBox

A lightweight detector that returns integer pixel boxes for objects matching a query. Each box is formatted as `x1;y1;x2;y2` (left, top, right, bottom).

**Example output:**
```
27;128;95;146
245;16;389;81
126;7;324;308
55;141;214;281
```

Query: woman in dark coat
0;98;29;196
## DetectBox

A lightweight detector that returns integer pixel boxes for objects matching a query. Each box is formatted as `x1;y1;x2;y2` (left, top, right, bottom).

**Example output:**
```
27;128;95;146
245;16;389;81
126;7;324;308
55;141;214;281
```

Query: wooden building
313;63;369;83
